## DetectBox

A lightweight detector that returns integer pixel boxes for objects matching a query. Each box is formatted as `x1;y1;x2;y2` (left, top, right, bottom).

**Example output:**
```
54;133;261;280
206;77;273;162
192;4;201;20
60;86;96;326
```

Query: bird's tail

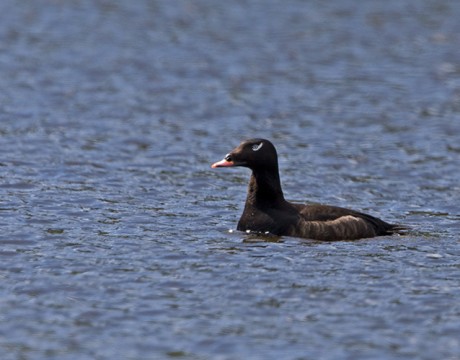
387;224;410;235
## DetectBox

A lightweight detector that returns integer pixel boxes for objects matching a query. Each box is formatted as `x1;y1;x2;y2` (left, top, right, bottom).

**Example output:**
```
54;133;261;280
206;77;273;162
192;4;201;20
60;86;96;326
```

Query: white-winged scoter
211;138;406;241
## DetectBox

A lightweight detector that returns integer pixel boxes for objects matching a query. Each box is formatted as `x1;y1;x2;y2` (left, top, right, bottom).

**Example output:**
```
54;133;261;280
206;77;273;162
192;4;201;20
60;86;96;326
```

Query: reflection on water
1;0;460;359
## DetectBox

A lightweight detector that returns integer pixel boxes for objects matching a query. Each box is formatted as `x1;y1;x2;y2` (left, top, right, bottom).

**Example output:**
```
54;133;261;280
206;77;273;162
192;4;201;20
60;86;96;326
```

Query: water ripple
1;0;460;359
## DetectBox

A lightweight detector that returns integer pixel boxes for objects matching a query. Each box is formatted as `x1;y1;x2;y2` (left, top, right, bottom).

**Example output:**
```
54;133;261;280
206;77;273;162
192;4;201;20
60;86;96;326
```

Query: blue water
1;1;460;359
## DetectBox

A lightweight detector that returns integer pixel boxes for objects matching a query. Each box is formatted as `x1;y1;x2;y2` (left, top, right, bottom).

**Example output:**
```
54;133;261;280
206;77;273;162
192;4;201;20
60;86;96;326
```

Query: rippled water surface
1;1;460;359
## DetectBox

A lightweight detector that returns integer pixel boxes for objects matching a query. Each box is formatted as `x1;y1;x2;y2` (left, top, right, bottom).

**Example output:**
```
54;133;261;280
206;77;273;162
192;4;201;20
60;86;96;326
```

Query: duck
211;138;406;241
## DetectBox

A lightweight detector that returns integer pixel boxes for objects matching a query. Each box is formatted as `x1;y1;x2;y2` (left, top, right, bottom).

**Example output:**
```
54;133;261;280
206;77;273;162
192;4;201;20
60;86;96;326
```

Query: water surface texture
1;1;460;359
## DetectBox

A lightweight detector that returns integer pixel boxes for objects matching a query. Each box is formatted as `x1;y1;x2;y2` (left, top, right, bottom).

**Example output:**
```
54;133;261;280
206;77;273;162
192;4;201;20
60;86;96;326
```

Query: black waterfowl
211;138;405;241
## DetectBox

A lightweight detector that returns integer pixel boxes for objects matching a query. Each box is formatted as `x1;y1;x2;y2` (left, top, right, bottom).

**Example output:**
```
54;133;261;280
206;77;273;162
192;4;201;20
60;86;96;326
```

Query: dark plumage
211;138;406;241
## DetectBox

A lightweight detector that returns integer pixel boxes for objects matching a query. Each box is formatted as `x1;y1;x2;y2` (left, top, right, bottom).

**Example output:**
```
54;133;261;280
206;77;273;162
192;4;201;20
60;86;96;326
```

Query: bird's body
212;138;405;241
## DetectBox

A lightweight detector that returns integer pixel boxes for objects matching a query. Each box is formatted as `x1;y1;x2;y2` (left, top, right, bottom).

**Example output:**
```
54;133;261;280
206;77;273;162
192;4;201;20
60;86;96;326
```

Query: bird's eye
252;142;264;151
225;154;232;161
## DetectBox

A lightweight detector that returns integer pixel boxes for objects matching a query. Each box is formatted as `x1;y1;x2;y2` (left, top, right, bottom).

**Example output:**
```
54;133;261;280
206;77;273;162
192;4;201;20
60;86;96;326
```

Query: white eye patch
252;142;264;151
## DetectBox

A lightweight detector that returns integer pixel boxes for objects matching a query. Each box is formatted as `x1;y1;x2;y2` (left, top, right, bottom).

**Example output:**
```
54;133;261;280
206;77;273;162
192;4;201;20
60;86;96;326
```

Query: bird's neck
245;166;285;207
